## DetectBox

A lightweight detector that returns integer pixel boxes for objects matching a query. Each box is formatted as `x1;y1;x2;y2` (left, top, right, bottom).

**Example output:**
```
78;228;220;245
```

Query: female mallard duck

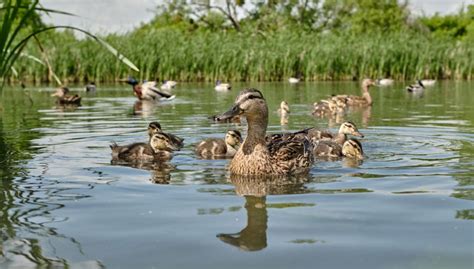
215;80;231;91
147;121;184;150
122;77;175;101
333;78;376;106
161;80;177;90
314;138;364;159
216;88;314;176
195;130;243;158
110;133;179;162
406;80;425;92
51;87;81;105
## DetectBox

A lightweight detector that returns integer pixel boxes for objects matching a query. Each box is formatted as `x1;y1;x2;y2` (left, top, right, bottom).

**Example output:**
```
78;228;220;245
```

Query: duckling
314;138;363;159
312;99;338;117
406;80;424;92
420;79;436;87
195;130;243;158
215;80;231;91
121;77;175;101
110;133;179;162
161;80;177;90
51;87;81;105
85;82;96;92
277;101;290;125
332;78;376;106
147;121;184;150
376;78;394;86
215;88;314;176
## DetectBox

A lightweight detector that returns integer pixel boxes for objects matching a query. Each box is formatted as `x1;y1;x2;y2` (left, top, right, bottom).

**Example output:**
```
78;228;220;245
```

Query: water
0;81;473;269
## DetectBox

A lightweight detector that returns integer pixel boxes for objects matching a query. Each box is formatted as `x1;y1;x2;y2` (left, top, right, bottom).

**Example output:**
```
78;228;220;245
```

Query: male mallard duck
147;121;184;150
406;80;424;92
288;77;300;84
161;80;177;90
122;77;175;101
376;78;394;86
332;78;376;106
216;88;314;176
110;133;179;162
195;130;243;158
314;138;364;159
85;82;96;92
51;87;81;105
420;79;436;87
215;80;231;91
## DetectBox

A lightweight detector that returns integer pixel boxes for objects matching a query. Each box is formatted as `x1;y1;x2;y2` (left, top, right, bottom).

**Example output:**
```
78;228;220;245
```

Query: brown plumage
195;130;243;158
52;87;81;105
147;121;184;150
110;133;179;162
314;138;364;159
215;88;314;176
332;79;376;106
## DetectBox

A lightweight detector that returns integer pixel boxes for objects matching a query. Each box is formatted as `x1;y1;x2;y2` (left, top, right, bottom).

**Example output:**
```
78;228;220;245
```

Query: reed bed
11;29;474;83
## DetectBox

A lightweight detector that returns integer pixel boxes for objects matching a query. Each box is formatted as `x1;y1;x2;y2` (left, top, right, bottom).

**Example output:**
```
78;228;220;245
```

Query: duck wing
267;137;314;175
143;81;175;100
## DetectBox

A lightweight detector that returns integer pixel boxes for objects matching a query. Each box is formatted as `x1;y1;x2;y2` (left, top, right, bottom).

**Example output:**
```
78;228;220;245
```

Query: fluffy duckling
376;78;394;86
406;80;424;92
110;133;179;162
122;77;175;101
51;87;81;105
161;80;177;90
312;99;338;117
277;101;290;125
147;121;184;150
195;130;243;158
314;138;364;159
215;89;314;176
333;78;376;106
215;80;231;91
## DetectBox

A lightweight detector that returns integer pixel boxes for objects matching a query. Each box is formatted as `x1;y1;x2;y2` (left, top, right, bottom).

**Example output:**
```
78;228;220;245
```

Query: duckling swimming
195;130;243;158
147;121;184;150
277;101;290;125
51;87;81;105
314;138;364;159
110;133;179;162
216;88;314;176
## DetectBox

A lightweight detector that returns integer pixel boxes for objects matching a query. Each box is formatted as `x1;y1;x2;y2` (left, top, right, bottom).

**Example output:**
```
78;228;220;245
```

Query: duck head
362;78;376;89
216;88;267;122
339;121;364;137
342;138;364;160
225;130;243;148
150;133;180;152
147;121;163;137
122;76;139;86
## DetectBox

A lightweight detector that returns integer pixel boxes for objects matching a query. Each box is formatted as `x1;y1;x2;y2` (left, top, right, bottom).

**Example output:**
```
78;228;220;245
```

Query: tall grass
11;28;474;82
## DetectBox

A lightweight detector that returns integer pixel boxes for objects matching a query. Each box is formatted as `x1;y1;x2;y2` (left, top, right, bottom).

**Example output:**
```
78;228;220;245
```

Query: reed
11;28;474;83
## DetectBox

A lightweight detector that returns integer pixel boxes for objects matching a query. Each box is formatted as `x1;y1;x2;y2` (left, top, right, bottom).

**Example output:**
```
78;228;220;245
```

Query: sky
40;0;473;35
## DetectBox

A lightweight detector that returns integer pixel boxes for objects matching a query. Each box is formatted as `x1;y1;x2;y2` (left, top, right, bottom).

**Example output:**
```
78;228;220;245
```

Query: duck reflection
110;160;174;184
216;175;309;251
132;100;157;118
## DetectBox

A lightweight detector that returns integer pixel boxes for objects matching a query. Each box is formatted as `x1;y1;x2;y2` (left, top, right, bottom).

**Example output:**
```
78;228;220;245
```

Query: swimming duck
110;133;179;162
215;88;314;176
51;87;81;105
278;101;290;125
85;82;96;92
312;99;339;117
314;138;364;159
332;78;376;106
147;121;184;150
288;77;300;84
420;79;436;87
161;80;177;90
122;77;175;101
195;130;243;158
215;80;231;91
376;78;394;86
406;80;424;92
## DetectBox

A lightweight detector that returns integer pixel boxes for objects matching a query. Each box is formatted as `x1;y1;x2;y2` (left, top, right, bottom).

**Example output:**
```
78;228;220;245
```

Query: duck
406;80;425;92
85;82;96;92
147;121;184;150
332;78;376;106
376;78;394;86
160;80;177;90
312;99;338;117
122;77;175;101
314;138;364;159
51;87;81;105
110;133;179;162
420;79;436;87
215;88;314;176
278;101;290;125
215;80;231;91
195;130;243;158
288;77;300;84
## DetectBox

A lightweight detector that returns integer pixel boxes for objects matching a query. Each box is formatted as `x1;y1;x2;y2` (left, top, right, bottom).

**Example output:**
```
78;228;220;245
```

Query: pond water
0;81;473;269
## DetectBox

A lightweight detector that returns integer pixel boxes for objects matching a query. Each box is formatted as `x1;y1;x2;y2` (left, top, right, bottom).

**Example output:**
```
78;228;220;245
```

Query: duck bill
353;131;364;138
215;105;242;121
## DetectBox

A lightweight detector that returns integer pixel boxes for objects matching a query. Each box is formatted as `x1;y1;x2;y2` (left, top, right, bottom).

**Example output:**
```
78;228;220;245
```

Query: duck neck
334;133;347;145
242;110;268;154
362;85;372;105
133;85;142;98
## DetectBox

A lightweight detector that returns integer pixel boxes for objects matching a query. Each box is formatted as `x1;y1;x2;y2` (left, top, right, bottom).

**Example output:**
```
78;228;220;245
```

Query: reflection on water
0;82;473;268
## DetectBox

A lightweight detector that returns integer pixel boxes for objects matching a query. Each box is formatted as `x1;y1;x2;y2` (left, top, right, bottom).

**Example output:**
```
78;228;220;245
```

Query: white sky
40;0;473;35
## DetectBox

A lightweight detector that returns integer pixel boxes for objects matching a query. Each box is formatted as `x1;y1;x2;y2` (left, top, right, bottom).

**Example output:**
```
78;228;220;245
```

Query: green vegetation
7;0;474;82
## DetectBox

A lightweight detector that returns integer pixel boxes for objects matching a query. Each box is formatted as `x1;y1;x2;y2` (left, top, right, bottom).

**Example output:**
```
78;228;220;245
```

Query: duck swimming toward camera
147;121;184;150
122;77;175;101
110;133;179;162
314;138;364;159
216;88;314;176
52;87;81;105
195;130;243;158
